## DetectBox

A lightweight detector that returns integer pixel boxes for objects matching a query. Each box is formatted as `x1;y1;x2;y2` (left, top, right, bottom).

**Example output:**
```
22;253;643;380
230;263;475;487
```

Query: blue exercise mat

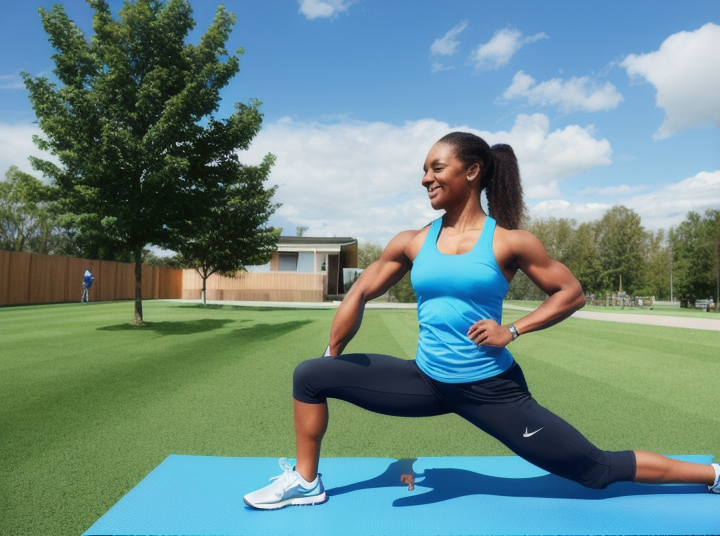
83;455;719;536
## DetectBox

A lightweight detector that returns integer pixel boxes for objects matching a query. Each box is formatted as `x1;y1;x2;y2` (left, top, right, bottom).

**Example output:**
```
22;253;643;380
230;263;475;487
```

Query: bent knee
292;358;326;404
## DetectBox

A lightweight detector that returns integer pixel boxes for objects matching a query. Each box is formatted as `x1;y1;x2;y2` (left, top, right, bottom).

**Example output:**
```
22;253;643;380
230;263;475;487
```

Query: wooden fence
0;250;329;306
182;270;326;303
0;250;182;306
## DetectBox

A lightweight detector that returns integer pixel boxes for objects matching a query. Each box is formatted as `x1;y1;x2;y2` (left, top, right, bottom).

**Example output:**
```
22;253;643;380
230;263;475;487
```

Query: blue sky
1;0;719;246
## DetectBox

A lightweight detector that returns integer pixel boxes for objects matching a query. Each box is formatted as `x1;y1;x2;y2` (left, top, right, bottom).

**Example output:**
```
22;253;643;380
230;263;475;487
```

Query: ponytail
485;144;526;230
437;132;526;230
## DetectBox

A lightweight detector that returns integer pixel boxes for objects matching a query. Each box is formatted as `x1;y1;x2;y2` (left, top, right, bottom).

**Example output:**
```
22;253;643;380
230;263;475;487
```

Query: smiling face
422;142;480;211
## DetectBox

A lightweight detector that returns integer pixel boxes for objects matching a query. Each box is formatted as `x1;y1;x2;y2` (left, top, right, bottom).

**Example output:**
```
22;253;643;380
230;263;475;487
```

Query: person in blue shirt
244;132;720;509
81;269;94;302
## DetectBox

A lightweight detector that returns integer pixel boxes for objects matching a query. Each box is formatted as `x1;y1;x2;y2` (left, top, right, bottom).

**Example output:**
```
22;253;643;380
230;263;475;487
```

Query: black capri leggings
293;354;636;489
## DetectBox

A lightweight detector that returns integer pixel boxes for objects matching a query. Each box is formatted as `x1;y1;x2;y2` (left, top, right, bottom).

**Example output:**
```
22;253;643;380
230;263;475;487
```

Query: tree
389;272;416;303
671;209;720;307
0;166;63;254
594;206;648;295
639;228;670;300
357;242;382;269
528;217;576;265
23;0;271;325
566;222;603;296
505;270;547;301
176;154;280;304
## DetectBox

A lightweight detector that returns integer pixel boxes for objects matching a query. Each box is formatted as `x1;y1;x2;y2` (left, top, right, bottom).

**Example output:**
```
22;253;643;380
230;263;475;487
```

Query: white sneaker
243;458;327;510
709;463;720;494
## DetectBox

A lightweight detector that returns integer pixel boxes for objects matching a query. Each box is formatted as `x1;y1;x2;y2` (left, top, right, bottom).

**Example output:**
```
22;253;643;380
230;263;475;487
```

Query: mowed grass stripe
512;315;720;422
1;301;718;536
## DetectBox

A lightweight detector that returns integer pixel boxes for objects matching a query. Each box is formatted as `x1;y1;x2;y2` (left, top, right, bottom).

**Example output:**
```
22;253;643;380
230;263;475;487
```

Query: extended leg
634;450;716;486
438;363;717;489
433;363;636;489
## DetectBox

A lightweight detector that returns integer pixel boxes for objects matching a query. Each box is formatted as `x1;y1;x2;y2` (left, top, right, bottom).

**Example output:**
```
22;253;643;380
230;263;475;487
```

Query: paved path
504;304;720;332
171;300;720;332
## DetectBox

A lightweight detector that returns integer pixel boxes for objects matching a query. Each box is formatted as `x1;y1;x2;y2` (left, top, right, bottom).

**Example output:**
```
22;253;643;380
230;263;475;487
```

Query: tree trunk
202;275;207;304
132;248;144;326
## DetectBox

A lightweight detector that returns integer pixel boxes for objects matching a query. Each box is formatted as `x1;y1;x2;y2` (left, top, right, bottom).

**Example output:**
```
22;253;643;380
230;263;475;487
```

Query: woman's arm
467;229;585;347
326;231;416;356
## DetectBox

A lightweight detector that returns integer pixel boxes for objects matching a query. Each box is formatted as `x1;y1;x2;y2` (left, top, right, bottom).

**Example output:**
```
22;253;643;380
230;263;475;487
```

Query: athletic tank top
411;216;514;383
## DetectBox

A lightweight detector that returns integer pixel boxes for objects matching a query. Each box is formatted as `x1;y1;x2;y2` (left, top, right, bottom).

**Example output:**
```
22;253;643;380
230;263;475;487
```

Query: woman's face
422;142;478;210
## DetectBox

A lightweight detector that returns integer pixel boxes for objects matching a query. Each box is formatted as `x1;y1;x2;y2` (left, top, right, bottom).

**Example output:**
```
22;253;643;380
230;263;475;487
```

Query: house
182;236;360;302
256;236;359;297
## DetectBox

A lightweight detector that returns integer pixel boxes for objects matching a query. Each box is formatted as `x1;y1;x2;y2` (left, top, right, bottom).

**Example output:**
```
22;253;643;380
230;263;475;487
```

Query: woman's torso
410;216;514;383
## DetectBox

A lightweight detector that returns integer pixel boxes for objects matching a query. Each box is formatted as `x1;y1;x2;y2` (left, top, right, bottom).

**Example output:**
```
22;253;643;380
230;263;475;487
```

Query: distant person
244;132;720;510
81;269;94;302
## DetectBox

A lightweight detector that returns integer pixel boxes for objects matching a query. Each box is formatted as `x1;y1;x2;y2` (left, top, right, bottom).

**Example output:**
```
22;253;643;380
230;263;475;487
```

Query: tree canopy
671;209;720;306
176;153;280;303
23;0;278;324
503;207;720;308
0;166;63;254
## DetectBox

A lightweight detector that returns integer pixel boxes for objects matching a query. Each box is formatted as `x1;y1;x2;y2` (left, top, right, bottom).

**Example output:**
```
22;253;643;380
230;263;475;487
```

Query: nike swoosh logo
523;427;543;437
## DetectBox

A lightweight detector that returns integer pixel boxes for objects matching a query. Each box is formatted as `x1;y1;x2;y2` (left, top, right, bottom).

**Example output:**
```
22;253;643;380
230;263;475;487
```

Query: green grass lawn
1;300;719;536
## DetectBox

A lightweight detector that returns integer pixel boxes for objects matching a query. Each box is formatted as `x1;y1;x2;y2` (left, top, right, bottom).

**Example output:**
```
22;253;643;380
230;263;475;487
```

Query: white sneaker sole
244;491;327;510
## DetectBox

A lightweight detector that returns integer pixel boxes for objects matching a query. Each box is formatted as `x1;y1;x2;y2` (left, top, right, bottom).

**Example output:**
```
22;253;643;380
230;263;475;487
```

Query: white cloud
621;23;720;139
577;184;647;196
530;199;612;224
481;114;612;198
240;114;614;245
529;170;720;231
503;70;623;113
623;170;720;229
470;28;547;71
430;20;468;73
4;116;712;243
0;122;56;178
241;118;446;245
0;74;24;90
298;0;356;20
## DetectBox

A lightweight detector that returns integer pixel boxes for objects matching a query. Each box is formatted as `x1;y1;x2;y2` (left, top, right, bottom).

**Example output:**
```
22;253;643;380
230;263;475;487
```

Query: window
278;252;298;272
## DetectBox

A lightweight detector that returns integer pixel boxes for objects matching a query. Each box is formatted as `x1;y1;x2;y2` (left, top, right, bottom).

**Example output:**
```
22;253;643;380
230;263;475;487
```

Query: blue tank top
411;216;514;383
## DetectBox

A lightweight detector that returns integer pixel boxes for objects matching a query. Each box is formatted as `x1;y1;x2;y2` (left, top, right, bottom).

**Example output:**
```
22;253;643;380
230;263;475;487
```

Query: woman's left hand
467;319;513;348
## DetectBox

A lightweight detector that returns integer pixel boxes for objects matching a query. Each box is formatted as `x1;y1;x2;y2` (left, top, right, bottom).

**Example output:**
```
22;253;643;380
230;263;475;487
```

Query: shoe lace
268;457;297;490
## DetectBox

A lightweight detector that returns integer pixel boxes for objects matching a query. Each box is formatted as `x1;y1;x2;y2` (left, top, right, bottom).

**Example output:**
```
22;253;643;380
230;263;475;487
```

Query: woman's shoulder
384;221;434;262
493;224;549;261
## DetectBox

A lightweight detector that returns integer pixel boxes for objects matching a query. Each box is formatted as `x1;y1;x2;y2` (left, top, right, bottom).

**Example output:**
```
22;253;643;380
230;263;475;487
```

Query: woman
244;132;720;509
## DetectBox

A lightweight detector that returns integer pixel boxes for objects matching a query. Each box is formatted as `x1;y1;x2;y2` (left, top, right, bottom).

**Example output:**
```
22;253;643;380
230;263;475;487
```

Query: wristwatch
508;324;520;340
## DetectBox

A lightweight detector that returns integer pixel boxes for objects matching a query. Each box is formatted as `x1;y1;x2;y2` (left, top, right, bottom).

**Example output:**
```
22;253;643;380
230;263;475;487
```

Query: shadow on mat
326;459;706;507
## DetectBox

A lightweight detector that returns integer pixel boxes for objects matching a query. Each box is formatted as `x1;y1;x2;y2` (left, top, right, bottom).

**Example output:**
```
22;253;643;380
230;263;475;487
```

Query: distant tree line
355;206;720;307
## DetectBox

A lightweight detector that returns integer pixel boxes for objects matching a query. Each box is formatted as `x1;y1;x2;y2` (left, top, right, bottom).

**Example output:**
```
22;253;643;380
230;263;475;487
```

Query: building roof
278;236;357;247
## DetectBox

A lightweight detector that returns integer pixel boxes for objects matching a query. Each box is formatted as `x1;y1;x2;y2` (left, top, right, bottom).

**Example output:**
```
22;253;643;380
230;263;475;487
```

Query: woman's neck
442;199;487;233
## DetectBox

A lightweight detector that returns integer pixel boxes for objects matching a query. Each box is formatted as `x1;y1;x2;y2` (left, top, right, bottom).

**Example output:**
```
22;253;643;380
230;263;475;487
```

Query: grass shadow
98;318;243;335
178;304;336;313
229;319;314;342
97;317;313;340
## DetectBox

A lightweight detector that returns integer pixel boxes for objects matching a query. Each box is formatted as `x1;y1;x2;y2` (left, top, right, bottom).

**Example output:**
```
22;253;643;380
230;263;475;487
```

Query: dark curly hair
437;132;526;230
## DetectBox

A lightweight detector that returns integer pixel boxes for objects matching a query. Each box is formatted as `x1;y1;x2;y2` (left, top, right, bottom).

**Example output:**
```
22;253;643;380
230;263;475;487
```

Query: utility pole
668;240;673;303
715;237;719;313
